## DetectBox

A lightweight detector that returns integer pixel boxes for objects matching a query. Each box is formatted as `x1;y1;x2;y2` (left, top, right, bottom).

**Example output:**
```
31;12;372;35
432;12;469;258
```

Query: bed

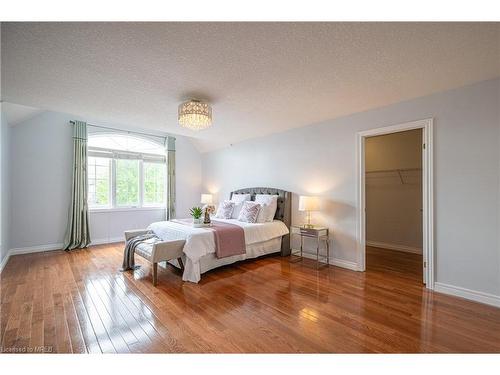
147;187;291;283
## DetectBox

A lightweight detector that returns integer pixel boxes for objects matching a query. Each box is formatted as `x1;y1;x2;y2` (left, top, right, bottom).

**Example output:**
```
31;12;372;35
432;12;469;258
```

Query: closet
365;129;423;282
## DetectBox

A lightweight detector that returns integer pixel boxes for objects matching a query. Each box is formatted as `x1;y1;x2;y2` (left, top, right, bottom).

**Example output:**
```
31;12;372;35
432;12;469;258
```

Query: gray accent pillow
237;201;261;223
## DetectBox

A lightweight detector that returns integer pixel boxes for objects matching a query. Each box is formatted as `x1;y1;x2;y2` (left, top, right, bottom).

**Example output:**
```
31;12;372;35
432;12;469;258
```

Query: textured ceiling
2;22;499;152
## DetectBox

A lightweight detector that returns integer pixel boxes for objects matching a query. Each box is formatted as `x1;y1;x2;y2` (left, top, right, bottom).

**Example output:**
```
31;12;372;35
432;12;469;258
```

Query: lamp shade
200;194;213;205
298;196;320;211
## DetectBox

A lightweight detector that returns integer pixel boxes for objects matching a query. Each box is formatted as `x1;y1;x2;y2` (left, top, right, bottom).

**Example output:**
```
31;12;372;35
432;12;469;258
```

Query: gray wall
202;78;500;297
9;110;202;249
0;105;11;266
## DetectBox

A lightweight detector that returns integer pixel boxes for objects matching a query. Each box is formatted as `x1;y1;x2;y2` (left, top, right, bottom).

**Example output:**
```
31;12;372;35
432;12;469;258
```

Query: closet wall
365;129;423;253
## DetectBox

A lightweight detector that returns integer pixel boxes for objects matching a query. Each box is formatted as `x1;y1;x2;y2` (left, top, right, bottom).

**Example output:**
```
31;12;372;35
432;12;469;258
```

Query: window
143;162;166;206
115;159;140;207
88;156;111;208
87;133;167;209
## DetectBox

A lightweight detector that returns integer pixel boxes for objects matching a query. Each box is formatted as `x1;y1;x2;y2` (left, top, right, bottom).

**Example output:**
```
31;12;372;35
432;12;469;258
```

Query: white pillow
255;194;278;222
255;203;271;223
230;193;251;219
237;201;261;223
215;200;235;219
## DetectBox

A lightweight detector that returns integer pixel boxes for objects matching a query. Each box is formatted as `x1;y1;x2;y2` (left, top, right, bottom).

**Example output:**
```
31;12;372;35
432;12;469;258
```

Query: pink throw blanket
210;220;246;258
171;219;246;259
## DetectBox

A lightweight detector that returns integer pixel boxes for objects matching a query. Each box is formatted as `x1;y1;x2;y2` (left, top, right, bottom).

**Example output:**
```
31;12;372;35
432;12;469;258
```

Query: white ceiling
2;22;499;152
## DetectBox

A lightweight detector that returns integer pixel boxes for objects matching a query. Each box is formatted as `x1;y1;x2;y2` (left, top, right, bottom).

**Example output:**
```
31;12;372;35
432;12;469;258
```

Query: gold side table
290;226;330;267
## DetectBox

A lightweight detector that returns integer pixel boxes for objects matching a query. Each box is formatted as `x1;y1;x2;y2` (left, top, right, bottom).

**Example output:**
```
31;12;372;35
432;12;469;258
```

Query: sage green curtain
166;136;176;220
63;121;91;250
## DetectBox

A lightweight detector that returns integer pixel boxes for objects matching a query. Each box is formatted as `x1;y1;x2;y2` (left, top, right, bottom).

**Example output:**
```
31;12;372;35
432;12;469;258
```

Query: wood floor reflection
1;243;499;353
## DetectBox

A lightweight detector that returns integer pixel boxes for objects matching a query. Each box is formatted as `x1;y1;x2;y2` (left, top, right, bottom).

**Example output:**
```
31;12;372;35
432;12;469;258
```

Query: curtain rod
69;121;174;140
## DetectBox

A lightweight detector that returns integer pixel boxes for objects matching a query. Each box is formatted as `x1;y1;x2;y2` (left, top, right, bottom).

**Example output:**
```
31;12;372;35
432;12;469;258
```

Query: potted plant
190;206;203;226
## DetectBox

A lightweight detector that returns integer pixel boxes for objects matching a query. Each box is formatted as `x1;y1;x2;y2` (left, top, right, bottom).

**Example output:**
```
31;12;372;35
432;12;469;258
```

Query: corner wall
202;78;500;302
0;105;11;270
0;22;12;270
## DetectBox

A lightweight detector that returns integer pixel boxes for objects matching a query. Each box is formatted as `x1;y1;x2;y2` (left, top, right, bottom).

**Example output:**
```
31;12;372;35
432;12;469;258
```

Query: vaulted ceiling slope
1;22;499;152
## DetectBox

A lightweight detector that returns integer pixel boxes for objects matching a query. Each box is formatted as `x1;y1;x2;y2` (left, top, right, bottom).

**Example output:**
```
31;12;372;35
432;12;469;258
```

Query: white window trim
88;145;167;212
90;207;166;214
88;147;165;162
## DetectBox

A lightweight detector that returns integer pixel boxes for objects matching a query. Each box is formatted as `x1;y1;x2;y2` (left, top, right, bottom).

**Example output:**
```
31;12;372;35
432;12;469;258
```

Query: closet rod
366;167;421;174
69;120;173;140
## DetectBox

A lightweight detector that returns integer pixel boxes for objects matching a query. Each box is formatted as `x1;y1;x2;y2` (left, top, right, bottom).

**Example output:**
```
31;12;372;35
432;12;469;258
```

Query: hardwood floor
1;243;500;353
366;246;423;283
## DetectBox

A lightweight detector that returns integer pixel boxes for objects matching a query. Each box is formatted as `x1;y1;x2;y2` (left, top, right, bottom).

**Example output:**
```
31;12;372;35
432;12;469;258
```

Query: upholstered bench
124;229;185;286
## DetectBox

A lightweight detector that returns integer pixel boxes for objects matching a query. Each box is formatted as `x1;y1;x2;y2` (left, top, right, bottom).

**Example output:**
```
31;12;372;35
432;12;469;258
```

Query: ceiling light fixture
178;99;212;131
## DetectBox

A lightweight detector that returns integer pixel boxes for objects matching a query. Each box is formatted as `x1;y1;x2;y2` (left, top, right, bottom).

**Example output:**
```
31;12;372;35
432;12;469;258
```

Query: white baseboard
434;282;500;308
10;243;64;255
9;237;124;255
299;251;360;271
0;250;12;273
366;240;422;254
90;237;124;246
331;257;360;271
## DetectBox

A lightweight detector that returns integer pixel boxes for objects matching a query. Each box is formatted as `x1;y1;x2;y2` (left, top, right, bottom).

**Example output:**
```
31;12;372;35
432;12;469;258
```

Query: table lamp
201;194;214;224
298;196;320;228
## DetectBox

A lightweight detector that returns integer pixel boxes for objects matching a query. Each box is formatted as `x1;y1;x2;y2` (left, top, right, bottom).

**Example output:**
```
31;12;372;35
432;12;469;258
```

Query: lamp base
302;210;314;228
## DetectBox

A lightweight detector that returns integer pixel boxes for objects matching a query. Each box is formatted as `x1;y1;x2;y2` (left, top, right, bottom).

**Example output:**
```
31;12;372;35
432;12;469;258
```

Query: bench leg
152;262;158;286
177;257;184;272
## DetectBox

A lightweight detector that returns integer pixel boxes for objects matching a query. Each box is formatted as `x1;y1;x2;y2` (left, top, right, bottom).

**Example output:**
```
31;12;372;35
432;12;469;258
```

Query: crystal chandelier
178;99;212;131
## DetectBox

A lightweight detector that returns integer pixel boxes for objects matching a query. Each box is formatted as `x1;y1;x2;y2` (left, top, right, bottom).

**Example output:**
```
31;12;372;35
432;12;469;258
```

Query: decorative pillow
237;201;261;223
255;201;272;223
255;194;278;222
215;200;235;219
230;193;251;219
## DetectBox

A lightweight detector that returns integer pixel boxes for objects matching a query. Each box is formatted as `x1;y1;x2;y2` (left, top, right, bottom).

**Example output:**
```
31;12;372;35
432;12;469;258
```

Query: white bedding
148;218;289;282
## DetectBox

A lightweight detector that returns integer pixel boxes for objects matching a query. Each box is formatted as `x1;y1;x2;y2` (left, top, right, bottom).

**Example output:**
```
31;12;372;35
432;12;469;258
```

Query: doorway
356;119;434;288
365;129;423;282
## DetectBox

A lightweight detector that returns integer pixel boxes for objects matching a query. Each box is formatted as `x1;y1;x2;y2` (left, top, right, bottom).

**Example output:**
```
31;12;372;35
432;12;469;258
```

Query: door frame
355;118;434;288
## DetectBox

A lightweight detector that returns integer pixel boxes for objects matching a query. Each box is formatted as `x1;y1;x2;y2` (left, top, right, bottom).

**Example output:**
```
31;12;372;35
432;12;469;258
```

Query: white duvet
148;219;289;282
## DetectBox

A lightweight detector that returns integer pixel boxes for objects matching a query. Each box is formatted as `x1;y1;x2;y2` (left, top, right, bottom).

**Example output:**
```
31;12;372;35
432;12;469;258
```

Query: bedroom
1;2;500;371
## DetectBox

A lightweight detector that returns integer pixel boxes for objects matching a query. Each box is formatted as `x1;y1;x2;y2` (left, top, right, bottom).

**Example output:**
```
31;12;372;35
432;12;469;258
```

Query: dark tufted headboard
230;187;291;256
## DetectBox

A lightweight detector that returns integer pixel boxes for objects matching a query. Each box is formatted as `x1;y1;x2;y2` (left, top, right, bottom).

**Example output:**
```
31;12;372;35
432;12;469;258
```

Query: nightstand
290;225;330;267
